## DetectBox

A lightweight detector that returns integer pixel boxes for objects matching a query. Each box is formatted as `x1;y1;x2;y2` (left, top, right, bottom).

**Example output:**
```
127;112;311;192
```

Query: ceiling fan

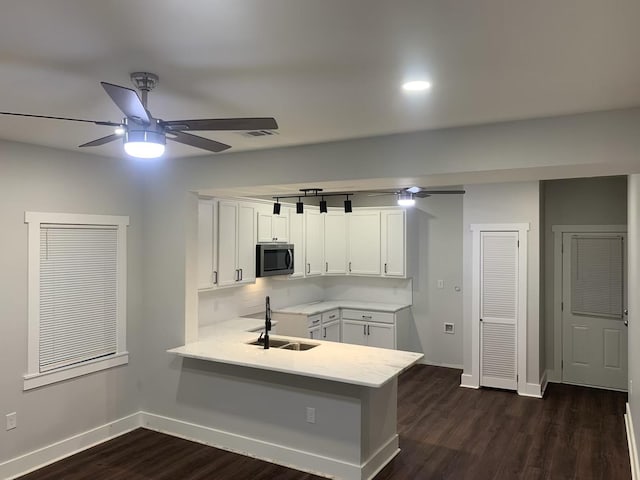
369;186;465;206
0;72;278;158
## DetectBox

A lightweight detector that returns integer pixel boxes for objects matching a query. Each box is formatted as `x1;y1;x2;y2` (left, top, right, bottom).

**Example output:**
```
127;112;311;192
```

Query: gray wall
462;182;541;384
411;196;463;367
542;176;627;380
628;175;640;449
0;140;144;462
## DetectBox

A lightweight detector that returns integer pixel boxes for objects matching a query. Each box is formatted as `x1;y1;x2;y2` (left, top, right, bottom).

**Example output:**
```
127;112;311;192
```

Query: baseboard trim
0;412;141;480
141;411;367;480
626;403;639;480
419;359;463;370
517;371;547;398
1;410;401;480
460;373;478;389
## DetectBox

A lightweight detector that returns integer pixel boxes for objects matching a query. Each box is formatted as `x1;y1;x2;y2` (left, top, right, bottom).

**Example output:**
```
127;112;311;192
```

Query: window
24;212;129;390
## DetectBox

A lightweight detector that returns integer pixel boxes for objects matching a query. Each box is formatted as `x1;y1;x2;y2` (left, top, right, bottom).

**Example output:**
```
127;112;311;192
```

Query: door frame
467;223;529;394
549;225;627;383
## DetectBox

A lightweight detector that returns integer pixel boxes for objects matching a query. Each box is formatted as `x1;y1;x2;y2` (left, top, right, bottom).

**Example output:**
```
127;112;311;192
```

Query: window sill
23;352;129;391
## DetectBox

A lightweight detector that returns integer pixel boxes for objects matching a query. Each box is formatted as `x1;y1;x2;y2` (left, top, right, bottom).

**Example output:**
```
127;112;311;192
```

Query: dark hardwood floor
19;365;630;480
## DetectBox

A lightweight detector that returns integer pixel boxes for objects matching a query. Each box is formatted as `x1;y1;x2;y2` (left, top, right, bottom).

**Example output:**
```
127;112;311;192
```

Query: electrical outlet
444;323;455;334
437;279;444;289
6;412;16;431
306;407;316;424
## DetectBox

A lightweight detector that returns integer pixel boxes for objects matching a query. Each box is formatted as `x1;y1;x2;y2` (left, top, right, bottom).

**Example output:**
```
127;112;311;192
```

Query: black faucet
264;296;272;349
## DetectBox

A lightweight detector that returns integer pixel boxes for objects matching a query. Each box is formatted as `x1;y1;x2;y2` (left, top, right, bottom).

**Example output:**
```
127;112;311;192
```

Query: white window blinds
39;225;118;372
571;236;623;319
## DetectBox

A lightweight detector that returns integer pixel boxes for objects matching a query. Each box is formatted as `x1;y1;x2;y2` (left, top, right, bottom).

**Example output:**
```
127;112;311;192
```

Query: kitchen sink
247;338;318;351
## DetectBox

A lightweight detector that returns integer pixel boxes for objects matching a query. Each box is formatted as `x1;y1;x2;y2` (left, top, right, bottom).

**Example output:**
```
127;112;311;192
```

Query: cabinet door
257;212;289;243
309;325;321;340
322;320;341;342
288;208;305;278
348;211;381;275
237;203;256;284
197;199;215;289
324;212;347;274
217;201;239;286
367;323;395;349
257;212;274;243
341;320;368;346
272;215;288;242
381;210;406;277
305;211;324;276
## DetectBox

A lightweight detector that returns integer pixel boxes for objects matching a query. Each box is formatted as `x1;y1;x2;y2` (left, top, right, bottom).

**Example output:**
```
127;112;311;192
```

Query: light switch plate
437;279;444;289
306;407;316;424
444;323;455;334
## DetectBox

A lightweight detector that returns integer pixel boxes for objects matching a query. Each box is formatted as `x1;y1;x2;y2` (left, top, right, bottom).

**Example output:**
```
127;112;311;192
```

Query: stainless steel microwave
256;243;294;277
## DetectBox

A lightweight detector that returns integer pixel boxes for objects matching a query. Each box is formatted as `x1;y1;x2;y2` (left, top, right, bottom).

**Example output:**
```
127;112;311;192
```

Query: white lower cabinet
309;325;322;340
322;320;341;342
341;309;397;349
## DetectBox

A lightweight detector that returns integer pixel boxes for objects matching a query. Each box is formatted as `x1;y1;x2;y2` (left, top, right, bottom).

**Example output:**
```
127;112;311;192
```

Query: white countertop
272;300;411;316
169;318;422;388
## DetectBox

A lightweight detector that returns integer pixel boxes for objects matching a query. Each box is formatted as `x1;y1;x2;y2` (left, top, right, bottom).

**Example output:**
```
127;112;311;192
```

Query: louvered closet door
480;231;518;390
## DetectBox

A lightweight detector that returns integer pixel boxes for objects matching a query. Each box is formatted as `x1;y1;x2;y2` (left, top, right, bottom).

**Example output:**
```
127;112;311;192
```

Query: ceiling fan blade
0;111;120;127
366;192;397;197
79;134;122;148
416;190;466;197
101;82;150;124
162;117;278;131
167;131;231;153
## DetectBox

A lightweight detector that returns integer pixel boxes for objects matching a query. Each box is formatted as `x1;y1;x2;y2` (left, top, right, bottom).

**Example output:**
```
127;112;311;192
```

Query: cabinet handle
213;271;218;285
349;262;352;273
323;327;327;338
384;263;387;274
362;315;372;319
325;262;328;272
307;263;311;274
239;268;243;281
367;325;370;335
363;324;367;335
235;269;239;281
329;315;336;319
312;319;320;324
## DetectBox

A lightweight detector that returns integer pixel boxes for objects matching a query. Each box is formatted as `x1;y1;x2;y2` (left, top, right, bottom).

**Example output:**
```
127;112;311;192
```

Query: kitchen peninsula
169;317;422;480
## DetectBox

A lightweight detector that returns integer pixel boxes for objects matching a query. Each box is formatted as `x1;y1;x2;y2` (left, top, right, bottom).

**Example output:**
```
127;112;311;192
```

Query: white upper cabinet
257;211;289;243
381;210;406;277
305;210;324;276
347;211;381;275
288;208;305;278
237;204;256;284
217;200;255;287
197;199;217;289
323;212;347;274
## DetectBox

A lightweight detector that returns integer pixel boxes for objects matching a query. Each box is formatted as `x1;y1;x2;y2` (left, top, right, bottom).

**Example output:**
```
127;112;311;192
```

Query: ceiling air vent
240;130;279;138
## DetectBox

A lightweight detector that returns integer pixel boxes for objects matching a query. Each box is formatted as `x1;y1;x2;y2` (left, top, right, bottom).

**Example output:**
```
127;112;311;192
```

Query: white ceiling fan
0;72;278;159
368;186;465;206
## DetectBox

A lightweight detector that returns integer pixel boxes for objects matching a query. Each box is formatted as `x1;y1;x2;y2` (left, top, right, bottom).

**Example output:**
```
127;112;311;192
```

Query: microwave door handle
286;249;293;268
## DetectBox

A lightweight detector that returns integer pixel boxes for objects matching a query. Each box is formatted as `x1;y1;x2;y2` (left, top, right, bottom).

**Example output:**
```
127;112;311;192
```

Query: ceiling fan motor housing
123;117;166;146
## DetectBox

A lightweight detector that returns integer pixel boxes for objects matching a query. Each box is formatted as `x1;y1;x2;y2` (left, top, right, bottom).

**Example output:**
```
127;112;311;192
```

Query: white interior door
480;231;518;391
562;233;627;390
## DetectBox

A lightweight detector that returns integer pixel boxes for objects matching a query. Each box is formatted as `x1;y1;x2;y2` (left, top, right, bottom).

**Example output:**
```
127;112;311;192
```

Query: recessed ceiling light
114;126;125;135
402;80;432;92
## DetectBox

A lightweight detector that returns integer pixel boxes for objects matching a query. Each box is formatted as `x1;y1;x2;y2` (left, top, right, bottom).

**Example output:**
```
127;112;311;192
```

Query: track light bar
272;188;355;215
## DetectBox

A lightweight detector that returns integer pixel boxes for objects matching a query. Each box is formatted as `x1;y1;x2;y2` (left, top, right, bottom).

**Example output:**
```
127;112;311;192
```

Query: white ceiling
1;0;640;159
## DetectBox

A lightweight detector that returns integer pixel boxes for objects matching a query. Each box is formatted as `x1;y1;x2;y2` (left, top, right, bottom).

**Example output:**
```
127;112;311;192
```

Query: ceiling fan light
397;192;416;207
124;130;166;159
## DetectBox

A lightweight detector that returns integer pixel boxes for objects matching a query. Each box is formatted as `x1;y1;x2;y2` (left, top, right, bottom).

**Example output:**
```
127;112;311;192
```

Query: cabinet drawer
322;309;340;322
307;314;322;327
341;309;394;324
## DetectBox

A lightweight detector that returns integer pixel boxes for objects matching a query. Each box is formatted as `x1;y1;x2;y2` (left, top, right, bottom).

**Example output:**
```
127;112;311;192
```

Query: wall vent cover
240;130;279;138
